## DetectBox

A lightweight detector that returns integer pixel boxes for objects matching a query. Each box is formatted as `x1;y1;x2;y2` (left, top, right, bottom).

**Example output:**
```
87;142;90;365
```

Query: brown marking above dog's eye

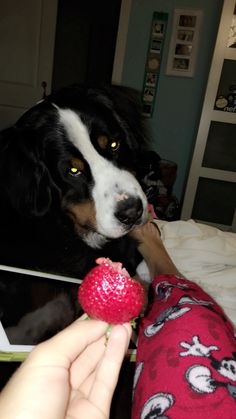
69;158;85;176
97;135;109;150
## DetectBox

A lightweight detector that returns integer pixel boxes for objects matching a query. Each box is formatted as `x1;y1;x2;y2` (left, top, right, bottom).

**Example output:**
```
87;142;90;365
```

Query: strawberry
78;257;145;324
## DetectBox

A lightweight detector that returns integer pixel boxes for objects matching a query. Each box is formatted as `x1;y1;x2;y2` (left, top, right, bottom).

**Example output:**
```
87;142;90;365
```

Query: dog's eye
68;158;85;177
110;140;120;152
97;135;120;153
69;167;82;176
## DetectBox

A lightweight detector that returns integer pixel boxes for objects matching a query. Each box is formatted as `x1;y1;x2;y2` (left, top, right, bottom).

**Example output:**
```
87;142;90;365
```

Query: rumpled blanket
137;219;236;325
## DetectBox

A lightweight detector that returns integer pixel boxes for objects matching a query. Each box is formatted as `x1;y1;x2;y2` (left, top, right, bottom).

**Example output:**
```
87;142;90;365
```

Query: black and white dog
0;84;148;276
0;84;148;344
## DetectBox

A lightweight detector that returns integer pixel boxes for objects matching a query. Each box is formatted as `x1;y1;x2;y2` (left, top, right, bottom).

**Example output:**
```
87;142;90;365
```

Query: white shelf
211;109;236;123
225;47;236;60
199;167;236;182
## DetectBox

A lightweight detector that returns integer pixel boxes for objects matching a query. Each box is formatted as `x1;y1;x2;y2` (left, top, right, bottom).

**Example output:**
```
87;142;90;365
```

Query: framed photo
166;9;202;77
143;87;155;103
152;21;165;37
145;72;157;87
150;38;162;53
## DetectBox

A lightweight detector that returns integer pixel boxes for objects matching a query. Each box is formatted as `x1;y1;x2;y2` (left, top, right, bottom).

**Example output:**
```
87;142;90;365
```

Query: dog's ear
0;126;58;217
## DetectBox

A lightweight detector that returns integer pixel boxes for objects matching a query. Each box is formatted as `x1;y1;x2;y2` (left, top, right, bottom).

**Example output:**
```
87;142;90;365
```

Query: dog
0;84;148;275
0;84;149;345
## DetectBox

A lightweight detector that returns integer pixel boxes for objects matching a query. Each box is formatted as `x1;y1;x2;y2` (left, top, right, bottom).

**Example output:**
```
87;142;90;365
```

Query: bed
137;218;236;326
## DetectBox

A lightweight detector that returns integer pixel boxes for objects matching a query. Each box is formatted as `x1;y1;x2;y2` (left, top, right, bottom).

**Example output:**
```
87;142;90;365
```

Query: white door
0;0;58;129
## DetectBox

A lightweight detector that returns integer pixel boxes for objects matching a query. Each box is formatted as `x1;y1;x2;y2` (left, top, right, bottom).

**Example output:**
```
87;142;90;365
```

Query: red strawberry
78;257;145;324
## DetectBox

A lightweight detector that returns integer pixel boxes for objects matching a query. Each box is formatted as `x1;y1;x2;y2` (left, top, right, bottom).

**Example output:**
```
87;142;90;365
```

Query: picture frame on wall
166;9;202;77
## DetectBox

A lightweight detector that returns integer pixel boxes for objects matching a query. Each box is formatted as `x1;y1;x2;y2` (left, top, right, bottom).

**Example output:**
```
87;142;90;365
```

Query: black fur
0;84;148;278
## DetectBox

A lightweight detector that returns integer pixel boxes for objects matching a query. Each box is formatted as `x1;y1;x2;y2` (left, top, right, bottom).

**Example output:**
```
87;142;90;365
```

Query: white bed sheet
137;219;236;326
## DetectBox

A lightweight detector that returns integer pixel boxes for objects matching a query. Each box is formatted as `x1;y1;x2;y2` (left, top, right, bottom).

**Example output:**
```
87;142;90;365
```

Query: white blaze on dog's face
59;108;147;247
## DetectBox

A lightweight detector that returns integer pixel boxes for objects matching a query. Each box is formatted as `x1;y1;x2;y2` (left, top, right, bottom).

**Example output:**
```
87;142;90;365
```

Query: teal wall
121;0;223;204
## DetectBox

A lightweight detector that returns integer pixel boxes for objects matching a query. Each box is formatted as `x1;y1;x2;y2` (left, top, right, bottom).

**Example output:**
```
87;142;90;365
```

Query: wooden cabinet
181;0;236;231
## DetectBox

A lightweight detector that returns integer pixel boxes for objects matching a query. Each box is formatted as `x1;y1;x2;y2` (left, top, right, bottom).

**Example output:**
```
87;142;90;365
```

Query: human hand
0;315;132;419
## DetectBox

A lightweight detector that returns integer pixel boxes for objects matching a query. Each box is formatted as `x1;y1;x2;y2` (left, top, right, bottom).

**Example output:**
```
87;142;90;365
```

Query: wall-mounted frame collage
142;12;168;117
166;9;202;77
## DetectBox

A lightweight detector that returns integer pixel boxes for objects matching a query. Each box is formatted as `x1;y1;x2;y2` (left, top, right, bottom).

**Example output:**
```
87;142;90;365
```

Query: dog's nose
115;197;143;225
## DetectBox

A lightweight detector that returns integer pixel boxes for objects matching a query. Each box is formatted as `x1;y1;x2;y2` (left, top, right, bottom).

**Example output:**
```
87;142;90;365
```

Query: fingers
70;333;107;388
26;316;108;369
88;323;132;416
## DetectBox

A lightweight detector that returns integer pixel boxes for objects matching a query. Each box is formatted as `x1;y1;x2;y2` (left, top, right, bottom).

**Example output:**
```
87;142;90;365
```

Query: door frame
112;0;132;84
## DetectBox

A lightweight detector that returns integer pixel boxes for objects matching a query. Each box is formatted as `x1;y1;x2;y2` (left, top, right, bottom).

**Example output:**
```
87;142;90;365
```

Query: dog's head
0;85;148;248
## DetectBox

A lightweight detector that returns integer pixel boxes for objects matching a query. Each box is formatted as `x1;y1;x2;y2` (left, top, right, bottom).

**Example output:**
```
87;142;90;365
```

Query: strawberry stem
105;324;113;345
130;317;138;329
